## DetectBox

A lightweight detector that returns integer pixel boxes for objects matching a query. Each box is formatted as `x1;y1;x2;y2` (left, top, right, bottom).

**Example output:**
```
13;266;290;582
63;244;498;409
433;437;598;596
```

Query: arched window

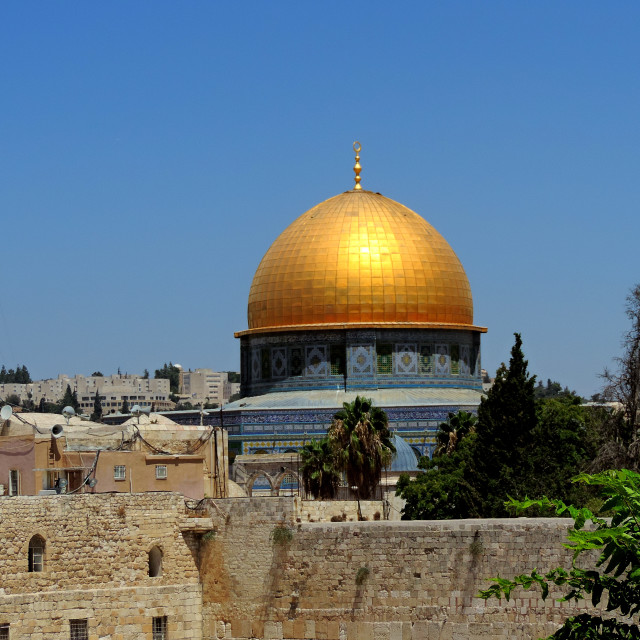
28;535;45;572
148;546;163;577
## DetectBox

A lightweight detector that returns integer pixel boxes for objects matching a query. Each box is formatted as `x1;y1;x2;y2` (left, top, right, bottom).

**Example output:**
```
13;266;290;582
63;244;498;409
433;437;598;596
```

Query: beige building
0;373;172;414
179;368;235;406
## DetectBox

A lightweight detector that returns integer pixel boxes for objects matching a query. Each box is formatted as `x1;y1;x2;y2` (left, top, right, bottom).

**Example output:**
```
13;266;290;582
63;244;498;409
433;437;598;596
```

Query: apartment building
0;374;172;414
179;368;235;406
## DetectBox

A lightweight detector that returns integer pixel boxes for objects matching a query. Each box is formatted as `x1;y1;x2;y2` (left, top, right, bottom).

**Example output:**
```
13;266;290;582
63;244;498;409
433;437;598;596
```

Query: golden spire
353;141;362;190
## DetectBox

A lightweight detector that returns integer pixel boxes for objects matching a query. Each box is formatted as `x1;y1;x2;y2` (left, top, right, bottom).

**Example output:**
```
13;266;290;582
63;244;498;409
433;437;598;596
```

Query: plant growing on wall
479;469;640;639
271;525;294;545
355;566;370;585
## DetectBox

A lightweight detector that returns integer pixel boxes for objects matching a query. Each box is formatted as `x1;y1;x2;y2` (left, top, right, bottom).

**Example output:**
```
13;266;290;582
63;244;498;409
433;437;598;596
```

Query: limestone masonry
0;492;608;639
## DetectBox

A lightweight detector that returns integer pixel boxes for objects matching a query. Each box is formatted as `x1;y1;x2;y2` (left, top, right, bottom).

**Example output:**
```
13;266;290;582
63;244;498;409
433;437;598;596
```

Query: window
377;344;393;375
155;465;167;480
8;470;19;496
28;535;45;572
330;345;345;376
113;465;126;481
69;619;88;640
148;546;163;577
0;623;8;640
152;616;167;640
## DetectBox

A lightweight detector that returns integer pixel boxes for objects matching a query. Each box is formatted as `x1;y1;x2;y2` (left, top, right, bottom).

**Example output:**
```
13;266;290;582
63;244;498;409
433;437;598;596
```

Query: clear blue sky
1;2;639;397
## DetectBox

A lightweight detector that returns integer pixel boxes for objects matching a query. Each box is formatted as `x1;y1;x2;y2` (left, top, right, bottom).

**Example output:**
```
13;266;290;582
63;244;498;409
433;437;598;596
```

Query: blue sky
1;2;639;397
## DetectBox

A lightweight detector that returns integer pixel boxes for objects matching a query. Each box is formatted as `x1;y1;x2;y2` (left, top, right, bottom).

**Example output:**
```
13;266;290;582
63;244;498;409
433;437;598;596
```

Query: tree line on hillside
0;364;31;384
1;361;239;417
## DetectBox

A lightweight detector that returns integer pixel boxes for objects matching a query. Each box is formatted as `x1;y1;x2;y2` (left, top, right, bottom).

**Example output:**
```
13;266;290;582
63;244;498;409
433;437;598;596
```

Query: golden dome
238;189;486;336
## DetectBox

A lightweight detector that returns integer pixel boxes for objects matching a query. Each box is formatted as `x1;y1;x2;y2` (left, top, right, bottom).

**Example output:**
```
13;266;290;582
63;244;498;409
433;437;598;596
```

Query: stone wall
200;498;603;640
0;492;614;640
0;492;206;639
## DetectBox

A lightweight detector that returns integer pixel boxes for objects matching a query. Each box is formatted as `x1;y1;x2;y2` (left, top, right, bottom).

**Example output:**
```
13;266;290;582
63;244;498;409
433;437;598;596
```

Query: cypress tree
475;333;537;516
91;390;102;422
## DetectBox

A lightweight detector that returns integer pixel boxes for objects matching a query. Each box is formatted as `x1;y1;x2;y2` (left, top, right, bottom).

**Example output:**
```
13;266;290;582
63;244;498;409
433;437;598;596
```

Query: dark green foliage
433;411;477;456
397;432;482;519
121;398;130;414
3;393;21;406
355;566;370;585
226;371;240;383
154;363;181;393
328;396;395;500
61;385;80;412
479;470;640;639
143;369;149;379
474;333;537;516
527;396;592;507
91;371;104;377
271;525;294;545
0;364;31;384
534;378;580;401
300;438;341;499
397;334;594;520
91;390;102;422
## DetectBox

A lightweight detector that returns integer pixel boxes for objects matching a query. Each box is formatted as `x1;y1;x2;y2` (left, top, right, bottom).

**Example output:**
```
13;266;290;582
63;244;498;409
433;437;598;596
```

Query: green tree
327;396;395;501
91;390;102;422
121;398;130;414
433;410;477;456
154;363;181;393
479;469;640;639
527;396;591;505
474;332;538;516
3;393;21;406
300;438;341;500
143;369;149;379
0;364;31;383
91;371;104;377
61;385;79;412
397;430;482;520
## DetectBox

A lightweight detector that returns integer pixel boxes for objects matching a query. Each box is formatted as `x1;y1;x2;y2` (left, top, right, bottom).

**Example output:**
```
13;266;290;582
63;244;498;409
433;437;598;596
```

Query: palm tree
328;396;395;503
433;411;477;456
300;438;341;500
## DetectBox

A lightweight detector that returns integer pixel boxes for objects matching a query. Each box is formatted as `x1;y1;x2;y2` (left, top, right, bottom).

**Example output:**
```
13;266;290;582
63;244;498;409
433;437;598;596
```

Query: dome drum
239;327;482;397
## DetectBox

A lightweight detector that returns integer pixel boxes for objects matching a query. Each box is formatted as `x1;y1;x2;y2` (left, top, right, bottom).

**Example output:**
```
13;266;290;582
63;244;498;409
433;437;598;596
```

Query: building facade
0;373;173;414
179;368;235;406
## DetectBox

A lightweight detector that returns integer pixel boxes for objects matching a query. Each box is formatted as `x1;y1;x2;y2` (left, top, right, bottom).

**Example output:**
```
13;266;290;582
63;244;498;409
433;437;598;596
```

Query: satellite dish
51;424;64;439
0;405;13;421
88;478;98;488
62;406;75;418
62;405;75;425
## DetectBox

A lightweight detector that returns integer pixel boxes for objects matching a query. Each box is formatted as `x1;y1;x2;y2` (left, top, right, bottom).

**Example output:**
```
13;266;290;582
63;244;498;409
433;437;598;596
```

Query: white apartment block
0;374;172;414
179;369;235;406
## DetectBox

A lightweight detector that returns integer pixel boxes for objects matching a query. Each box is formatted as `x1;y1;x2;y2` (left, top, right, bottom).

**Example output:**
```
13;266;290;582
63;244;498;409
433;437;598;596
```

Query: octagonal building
222;145;487;458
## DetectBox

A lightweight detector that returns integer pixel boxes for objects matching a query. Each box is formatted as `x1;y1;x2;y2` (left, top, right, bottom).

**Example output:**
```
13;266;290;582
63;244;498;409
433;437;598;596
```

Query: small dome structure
389;434;420;473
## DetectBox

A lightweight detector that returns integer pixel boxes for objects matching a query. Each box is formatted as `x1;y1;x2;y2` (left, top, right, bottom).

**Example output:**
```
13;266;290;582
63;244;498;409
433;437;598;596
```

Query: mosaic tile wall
220;404;479;457
240;329;482;396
